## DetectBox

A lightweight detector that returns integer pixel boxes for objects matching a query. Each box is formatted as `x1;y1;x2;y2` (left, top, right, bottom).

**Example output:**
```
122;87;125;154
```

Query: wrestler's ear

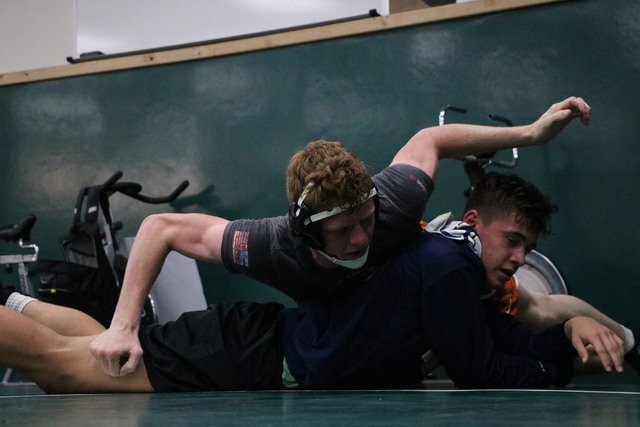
462;209;480;226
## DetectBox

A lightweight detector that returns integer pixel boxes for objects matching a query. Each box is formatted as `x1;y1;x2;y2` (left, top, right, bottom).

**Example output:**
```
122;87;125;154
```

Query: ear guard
289;200;324;249
288;185;378;250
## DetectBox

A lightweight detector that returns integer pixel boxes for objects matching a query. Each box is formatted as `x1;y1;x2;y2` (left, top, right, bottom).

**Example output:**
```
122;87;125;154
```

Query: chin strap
316;247;370;269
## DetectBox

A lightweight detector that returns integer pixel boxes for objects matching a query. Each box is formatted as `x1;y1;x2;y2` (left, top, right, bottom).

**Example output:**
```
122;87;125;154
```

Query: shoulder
225;215;289;237
222;215;294;261
397;234;485;279
370;164;434;247
411;232;476;257
373;164;434;199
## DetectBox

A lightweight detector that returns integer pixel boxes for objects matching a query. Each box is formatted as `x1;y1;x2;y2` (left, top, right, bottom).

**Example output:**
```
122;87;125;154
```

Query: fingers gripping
89;330;143;377
120;350;143;376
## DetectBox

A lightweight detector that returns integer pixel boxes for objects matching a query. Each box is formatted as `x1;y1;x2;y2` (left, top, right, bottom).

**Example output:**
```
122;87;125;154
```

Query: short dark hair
463;172;558;236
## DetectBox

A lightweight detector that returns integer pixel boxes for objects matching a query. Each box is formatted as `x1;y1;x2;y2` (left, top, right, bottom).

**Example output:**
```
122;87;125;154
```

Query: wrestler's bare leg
21;299;106;336
0;306;153;394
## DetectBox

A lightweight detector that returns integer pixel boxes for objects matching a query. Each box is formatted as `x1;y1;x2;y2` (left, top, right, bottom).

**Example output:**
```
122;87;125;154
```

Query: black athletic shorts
139;301;285;392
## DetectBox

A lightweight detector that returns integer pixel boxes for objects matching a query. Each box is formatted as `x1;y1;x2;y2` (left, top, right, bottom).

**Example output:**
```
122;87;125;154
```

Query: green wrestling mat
1;381;638;426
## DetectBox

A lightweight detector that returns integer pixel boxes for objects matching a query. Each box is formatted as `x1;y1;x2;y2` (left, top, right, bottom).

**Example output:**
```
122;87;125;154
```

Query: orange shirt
495;276;519;315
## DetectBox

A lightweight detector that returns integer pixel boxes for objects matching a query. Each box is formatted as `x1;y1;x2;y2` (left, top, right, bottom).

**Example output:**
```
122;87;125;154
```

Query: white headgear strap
297;184;378;226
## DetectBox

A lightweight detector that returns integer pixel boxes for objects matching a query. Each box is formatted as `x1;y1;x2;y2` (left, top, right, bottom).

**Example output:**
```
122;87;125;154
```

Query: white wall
77;0;386;56
0;0;386;74
0;0;75;74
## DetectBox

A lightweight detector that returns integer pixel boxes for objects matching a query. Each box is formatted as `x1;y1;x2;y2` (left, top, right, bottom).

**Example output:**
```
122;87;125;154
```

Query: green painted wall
1;0;638;383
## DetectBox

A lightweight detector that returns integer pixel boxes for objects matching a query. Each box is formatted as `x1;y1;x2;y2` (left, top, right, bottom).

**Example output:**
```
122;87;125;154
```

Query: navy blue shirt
280;234;576;389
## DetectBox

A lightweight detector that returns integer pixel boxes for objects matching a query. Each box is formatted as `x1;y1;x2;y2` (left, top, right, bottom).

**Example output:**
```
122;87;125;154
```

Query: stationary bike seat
0;215;37;242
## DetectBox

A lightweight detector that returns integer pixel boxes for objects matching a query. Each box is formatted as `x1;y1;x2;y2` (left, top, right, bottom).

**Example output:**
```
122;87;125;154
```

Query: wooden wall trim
0;0;567;87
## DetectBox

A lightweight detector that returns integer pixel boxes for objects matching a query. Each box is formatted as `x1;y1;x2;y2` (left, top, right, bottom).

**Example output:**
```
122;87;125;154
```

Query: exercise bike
0;215;40;384
0;215;39;298
33;171;202;327
0;172;207;385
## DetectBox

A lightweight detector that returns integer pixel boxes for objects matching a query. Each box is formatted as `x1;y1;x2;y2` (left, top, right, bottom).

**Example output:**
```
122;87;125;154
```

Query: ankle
5;292;37;313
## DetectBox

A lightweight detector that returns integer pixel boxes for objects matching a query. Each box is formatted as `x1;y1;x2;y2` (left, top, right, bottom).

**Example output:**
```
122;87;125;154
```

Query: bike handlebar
488;113;513;127
439;105;467;126
438;105;519;169
100;171;190;204
101;171;124;190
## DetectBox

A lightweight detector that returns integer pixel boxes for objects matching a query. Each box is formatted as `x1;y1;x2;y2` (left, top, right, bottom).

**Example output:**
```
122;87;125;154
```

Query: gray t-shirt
221;164;434;301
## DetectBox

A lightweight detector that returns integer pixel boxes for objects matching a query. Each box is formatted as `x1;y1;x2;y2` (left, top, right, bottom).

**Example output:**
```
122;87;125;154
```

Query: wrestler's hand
565;316;624;373
531;96;591;145
571;346;608;375
90;326;143;377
